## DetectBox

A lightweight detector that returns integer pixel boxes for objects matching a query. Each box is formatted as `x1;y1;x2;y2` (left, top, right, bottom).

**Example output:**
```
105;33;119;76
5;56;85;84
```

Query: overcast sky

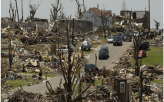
1;0;163;29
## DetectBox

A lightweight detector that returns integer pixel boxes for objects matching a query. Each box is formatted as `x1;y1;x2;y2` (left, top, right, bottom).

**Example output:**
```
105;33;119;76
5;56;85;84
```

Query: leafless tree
121;0;128;16
101;9;111;39
122;0;127;10
29;0;43;20
50;0;62;31
153;19;160;30
46;19;105;102
123;17;147;76
71;0;86;19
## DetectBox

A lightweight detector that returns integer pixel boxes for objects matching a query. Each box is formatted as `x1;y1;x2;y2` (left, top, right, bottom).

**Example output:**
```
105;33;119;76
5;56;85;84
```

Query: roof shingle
91;7;111;17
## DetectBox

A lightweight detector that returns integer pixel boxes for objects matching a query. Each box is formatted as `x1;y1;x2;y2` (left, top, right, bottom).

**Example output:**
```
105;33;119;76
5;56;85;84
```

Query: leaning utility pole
72;18;74;44
148;0;150;32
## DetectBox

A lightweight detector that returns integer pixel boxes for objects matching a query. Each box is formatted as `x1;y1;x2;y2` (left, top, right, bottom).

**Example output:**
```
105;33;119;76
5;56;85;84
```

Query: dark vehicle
84;63;95;74
123;31;132;42
139;41;149;50
99;46;109;59
150;31;155;39
116;33;124;40
113;36;122;46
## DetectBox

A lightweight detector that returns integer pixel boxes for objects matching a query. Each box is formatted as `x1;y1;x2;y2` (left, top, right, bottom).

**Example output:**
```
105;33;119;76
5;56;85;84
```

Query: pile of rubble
2;90;48;102
148;34;163;47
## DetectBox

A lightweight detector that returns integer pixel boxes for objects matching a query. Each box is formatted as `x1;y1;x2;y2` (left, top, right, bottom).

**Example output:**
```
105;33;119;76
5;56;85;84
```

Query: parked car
99;46;109;59
84;63;95;74
81;40;91;51
123;31;132;42
116;33;124;40
139;41;149;50
138;50;146;58
107;36;114;43
150;31;155;39
113;36;122;46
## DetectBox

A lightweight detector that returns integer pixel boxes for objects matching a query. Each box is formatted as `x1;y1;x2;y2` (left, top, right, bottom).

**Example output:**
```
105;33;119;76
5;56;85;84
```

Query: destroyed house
25;18;49;29
120;10;150;28
81;7;112;31
58;19;93;33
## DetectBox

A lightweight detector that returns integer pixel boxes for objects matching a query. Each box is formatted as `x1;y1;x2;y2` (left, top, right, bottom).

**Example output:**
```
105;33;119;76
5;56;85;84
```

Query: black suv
99;46;109;59
123;31;132;42
113;36;122;46
139;41;149;50
84;63;95;74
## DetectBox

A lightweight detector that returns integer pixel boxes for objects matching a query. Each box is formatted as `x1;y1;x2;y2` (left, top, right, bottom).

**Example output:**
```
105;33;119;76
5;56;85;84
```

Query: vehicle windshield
108;36;113;39
100;49;106;53
113;37;121;40
85;64;95;69
117;33;122;36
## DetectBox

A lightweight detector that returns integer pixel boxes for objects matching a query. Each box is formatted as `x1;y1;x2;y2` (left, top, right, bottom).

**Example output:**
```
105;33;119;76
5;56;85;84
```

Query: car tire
113;44;115;46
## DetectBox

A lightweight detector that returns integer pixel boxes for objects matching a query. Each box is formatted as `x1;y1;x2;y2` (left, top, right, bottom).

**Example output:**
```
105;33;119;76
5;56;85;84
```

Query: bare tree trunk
66;22;72;102
15;0;19;21
72;18;74;44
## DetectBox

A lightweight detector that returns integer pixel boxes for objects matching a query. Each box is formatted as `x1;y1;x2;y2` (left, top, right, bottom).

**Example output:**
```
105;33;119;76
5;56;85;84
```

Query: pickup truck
56;46;74;52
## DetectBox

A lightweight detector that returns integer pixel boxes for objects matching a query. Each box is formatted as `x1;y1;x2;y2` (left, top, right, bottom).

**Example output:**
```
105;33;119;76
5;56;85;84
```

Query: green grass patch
100;37;107;44
91;44;101;48
151;79;163;86
81;49;93;55
142;47;163;66
72;79;103;97
20;72;57;77
6;76;44;88
131;47;163;66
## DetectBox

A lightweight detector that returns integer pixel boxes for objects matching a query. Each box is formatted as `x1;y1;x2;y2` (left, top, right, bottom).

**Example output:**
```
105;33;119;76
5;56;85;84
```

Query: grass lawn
75;49;94;55
131;46;163;66
91;44;100;48
72;79;103;97
80;49;93;55
151;79;163;86
20;72;57;77
100;37;107;44
142;47;163;66
6;76;44;89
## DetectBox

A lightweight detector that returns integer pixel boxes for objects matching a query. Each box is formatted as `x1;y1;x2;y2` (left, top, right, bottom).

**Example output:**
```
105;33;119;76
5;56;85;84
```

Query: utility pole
148;0;150;32
15;0;19;21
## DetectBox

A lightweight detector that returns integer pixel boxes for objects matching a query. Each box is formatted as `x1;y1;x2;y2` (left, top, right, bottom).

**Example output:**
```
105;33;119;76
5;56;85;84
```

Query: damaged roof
90;7;112;17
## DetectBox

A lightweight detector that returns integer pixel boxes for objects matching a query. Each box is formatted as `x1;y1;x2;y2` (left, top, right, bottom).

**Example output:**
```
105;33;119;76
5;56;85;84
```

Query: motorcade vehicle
113;36;122;46
123;31;132;42
116;33;124;40
99;46;109;59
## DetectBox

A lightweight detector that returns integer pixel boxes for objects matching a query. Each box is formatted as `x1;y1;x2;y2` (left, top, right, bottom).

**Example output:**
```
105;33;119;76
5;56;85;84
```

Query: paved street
2;41;133;98
88;41;133;69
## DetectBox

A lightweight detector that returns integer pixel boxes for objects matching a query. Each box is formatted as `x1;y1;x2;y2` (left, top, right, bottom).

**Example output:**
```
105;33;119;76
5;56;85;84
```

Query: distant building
120;10;150;28
25;18;49;29
81;7;112;31
58;19;93;34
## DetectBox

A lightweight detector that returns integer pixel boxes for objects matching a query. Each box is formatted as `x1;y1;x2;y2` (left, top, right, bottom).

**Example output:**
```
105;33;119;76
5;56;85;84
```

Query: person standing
39;69;42;80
